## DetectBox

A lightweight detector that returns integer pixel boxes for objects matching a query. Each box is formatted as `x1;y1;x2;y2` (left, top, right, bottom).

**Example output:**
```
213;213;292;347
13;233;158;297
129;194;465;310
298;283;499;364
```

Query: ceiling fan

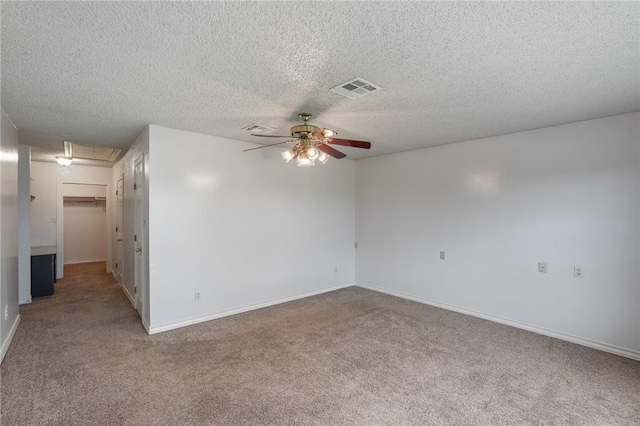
243;113;371;167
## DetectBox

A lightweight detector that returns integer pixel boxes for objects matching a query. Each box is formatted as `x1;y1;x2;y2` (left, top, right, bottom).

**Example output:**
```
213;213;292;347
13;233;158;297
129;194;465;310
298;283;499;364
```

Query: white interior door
133;160;144;319
115;177;124;283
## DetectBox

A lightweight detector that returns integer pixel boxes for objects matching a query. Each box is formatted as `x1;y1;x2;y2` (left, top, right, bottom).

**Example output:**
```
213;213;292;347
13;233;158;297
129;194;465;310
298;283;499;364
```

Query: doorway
56;180;112;280
62;184;108;267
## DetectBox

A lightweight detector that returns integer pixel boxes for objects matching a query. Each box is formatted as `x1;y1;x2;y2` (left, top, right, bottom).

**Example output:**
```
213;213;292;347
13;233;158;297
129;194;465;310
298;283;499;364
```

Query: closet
62;184;107;265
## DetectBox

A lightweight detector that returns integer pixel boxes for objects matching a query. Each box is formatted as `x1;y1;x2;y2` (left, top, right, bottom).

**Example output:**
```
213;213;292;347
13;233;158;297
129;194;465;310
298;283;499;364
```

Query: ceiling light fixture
317;151;329;164
56;141;74;166
281;149;295;163
55;156;73;166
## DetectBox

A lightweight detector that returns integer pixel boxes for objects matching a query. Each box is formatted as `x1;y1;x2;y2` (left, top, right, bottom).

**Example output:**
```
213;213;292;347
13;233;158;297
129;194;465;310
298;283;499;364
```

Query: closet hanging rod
63;196;107;202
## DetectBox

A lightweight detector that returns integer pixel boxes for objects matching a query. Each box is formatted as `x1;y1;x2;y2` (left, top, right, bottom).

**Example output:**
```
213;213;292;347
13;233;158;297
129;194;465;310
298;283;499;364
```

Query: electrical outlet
538;262;547;273
574;266;583;278
194;292;200;301
440;251;445;260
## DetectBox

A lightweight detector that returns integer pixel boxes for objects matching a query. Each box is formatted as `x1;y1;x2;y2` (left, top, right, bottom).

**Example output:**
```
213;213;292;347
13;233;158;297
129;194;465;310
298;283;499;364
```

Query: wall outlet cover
538;262;547;273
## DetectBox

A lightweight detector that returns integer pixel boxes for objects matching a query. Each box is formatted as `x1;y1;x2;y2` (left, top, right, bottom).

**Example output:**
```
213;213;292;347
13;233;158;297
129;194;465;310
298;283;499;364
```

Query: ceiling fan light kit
244;113;372;167
281;139;330;167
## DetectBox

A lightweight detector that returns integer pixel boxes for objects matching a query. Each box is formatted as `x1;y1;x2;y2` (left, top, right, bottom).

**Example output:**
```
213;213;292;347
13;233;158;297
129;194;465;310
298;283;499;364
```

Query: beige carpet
1;262;639;425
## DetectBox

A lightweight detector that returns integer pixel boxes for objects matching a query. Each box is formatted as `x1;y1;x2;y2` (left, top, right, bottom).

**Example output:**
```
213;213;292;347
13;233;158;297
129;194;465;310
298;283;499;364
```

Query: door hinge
115;262;118;268
116;190;118;196
134;183;137;190
115;226;118;232
134;287;137;294
134;234;137;242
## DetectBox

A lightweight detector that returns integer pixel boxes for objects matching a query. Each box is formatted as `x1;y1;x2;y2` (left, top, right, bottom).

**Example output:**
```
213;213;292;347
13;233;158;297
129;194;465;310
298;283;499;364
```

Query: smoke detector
330;77;381;100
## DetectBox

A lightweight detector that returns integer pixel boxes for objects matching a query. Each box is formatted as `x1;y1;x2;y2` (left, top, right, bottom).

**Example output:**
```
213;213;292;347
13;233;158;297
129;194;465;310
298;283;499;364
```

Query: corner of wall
18;144;31;304
1;108;21;362
0;315;20;364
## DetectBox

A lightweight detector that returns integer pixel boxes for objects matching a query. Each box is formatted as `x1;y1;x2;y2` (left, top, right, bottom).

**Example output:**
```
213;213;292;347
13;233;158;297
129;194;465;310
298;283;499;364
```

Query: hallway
1;262;145;424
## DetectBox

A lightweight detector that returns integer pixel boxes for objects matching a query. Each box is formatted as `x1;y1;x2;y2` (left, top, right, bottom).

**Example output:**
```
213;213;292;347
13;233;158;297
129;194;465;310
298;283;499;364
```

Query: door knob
135;247;142;253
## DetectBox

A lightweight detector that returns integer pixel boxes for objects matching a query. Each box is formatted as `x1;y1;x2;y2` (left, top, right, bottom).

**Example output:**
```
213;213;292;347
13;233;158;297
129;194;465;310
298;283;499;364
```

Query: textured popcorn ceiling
1;2;638;159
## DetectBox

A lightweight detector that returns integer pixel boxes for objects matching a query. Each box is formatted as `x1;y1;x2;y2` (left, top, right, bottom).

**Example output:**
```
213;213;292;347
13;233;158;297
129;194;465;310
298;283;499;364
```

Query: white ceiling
1;2;638;160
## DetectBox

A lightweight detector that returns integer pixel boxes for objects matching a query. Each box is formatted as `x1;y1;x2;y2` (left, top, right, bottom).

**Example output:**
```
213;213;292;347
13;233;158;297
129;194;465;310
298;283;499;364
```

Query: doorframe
133;156;148;330
114;174;124;284
56;180;112;279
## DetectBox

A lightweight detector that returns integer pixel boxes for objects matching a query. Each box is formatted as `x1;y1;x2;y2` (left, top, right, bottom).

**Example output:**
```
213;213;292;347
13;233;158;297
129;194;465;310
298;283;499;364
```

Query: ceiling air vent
242;124;276;133
330;77;381;100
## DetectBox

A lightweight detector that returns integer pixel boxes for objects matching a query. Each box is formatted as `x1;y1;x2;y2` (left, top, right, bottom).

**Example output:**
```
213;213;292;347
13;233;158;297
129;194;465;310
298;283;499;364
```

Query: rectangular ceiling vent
242;124;276;133
330;77;381;100
70;142;122;162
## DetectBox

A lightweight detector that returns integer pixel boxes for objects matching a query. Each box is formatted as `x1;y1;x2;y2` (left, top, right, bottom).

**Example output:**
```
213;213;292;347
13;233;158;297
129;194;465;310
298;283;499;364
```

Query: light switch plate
538;262;547;273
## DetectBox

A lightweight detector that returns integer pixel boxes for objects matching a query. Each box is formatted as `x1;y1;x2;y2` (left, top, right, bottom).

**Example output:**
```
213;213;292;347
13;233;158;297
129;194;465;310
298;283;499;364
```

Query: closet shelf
63;196;106;203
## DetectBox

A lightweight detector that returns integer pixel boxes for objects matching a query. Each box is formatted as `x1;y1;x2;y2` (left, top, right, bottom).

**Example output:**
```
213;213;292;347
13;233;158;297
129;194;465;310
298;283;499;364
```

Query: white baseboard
19;297;32;305
142;319;150;334
1;315;21;364
63;258;106;265
356;283;640;361
148;283;354;335
111;271;123;283
121;284;135;307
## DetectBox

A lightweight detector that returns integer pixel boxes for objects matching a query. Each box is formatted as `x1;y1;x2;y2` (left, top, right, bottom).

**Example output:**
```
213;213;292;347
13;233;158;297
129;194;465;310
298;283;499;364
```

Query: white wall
147;125;355;333
63;185;107;264
356;112;640;359
1;108;20;363
30;162;112;277
18;145;31;304
111;126;149;324
63;183;106;198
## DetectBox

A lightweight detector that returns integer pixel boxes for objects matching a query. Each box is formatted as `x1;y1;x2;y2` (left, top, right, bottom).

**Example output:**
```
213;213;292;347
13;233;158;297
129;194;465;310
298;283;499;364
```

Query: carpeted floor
1;262;639;425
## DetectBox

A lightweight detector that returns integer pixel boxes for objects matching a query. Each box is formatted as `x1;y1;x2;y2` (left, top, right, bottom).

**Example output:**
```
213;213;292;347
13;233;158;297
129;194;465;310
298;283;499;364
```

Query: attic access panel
70;142;122;162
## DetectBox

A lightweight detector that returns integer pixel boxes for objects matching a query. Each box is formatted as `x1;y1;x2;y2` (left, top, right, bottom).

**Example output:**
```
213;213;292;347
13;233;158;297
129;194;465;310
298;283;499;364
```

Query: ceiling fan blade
318;144;347;159
243;140;294;152
327;138;372;149
250;134;292;138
